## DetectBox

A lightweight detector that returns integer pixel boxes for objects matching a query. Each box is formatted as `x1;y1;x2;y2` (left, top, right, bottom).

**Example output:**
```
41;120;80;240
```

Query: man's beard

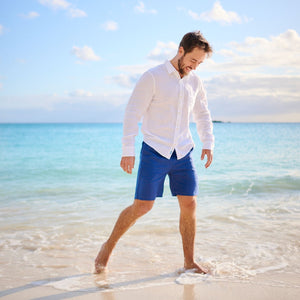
178;56;187;77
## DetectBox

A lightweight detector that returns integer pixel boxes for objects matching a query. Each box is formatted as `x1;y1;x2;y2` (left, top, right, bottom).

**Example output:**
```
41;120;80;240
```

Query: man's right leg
94;199;154;273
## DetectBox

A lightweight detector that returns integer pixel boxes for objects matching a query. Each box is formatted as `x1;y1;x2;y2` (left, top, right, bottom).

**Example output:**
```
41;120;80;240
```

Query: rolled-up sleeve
192;80;215;150
122;71;155;156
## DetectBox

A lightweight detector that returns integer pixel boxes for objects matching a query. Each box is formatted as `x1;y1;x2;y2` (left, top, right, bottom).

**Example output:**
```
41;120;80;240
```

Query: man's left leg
177;195;207;274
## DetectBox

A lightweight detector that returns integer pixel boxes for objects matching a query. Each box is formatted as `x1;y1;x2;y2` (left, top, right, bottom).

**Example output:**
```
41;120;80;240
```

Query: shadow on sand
0;271;183;300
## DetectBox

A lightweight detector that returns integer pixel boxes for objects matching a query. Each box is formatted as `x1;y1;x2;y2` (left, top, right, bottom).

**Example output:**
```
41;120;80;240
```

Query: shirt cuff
202;141;214;150
122;146;135;157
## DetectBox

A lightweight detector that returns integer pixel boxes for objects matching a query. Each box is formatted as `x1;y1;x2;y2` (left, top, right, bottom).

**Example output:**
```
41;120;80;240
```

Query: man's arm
193;79;214;168
121;71;154;173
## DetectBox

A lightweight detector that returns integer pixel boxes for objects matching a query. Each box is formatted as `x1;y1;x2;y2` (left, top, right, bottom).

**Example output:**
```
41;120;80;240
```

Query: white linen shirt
122;60;214;159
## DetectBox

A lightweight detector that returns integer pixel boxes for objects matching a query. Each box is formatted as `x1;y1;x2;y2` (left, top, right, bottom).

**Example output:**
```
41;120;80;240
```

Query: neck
170;56;184;78
170;57;179;72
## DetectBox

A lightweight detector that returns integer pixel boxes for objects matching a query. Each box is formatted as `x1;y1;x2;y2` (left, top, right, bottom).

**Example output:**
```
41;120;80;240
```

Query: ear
178;46;185;56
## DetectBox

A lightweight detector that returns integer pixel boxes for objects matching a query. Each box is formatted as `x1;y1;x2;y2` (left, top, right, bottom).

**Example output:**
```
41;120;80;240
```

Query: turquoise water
1;123;299;202
0;123;299;292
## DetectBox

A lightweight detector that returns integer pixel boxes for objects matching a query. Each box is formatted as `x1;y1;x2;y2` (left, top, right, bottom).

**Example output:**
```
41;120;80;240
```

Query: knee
179;196;197;213
133;200;154;217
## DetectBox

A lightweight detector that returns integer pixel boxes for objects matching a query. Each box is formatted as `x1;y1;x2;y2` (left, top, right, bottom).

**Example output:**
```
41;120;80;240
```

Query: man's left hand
201;149;213;168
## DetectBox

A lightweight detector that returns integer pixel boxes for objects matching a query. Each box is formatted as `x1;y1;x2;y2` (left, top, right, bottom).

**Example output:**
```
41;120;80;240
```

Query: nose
192;62;199;70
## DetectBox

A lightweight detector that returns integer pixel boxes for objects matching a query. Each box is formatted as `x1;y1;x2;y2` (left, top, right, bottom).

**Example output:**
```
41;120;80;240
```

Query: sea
0;123;299;295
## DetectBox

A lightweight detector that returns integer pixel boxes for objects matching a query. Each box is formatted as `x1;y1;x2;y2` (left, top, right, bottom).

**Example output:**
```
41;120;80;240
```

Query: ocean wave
200;174;300;197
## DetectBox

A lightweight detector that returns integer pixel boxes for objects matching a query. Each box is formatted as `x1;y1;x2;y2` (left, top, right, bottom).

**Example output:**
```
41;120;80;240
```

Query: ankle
184;259;196;268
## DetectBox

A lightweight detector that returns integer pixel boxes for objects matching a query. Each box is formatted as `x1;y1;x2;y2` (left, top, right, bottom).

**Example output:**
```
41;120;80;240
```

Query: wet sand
1;272;299;300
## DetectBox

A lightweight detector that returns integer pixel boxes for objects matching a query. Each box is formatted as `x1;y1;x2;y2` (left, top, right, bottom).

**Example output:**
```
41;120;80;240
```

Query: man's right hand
120;156;135;174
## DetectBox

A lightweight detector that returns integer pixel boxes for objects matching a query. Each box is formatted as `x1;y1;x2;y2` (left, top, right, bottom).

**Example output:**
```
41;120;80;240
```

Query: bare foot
184;262;208;274
94;242;110;274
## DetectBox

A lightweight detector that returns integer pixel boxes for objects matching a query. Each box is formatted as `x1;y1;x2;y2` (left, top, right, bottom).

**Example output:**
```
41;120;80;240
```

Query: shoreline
1;273;299;300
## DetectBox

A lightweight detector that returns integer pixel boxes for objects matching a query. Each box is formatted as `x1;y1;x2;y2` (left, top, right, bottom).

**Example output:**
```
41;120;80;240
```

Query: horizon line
0;121;299;125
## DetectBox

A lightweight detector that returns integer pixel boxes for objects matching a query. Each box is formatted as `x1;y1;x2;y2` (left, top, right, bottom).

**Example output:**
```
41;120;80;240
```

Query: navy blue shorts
135;142;199;200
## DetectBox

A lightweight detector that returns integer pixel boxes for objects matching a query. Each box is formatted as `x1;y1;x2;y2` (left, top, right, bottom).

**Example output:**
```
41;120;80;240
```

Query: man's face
178;47;207;77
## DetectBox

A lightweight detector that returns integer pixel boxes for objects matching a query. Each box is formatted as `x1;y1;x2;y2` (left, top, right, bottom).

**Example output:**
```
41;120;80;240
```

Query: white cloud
0;24;4;35
134;1;157;14
0;94;128;123
68;8;87;18
226;29;300;74
69;89;93;97
196;30;300;121
188;1;246;25
206;73;300;100
0;94;60;110
108;41;178;89
110;30;300;91
38;0;71;10
20;11;40;19
0;91;129;112
39;0;87;18
147;41;178;61
204;29;300;74
71;46;101;62
2;72;299;122
205;73;300;121
102;21;118;31
228;29;300;68
109;73;141;89
117;62;156;75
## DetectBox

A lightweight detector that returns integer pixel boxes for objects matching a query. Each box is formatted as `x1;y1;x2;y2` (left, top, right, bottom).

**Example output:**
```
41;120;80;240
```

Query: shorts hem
171;192;199;197
134;196;161;201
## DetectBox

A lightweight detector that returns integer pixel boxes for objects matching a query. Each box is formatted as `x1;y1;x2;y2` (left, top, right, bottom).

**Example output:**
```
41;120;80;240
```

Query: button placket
172;80;184;153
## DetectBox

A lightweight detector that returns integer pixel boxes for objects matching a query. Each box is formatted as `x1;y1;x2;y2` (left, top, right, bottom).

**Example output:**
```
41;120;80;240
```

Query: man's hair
179;31;213;57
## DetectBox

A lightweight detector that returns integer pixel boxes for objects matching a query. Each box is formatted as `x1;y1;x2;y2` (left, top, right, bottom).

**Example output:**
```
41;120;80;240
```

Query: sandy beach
1;272;299;300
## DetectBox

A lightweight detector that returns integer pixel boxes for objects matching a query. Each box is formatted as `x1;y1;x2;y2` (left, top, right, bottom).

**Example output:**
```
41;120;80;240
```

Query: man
95;31;214;274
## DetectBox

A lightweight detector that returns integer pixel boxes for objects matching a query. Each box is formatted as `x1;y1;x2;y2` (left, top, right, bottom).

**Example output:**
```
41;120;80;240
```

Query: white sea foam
175;260;292;286
254;263;289;274
45;272;177;292
175;273;210;285
45;274;95;292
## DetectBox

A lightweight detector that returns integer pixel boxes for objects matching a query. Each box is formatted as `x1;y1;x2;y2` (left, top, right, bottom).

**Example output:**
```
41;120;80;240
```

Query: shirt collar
165;60;178;75
164;60;191;79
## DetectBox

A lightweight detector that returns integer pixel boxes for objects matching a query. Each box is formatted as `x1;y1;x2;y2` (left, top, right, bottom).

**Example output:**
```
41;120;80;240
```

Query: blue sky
0;0;299;122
